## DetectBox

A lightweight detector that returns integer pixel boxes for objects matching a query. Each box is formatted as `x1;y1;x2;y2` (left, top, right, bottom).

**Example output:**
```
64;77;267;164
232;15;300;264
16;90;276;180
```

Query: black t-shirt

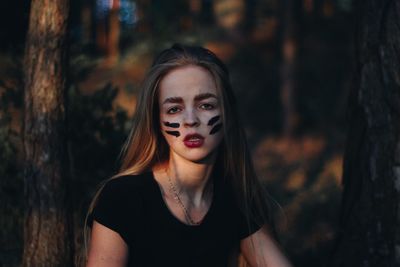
90;171;261;267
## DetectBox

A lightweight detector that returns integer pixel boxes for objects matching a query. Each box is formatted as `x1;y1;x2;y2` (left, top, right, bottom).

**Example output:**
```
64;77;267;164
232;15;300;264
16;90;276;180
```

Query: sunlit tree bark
332;0;400;266
107;0;120;64
22;0;73;266
95;0;120;61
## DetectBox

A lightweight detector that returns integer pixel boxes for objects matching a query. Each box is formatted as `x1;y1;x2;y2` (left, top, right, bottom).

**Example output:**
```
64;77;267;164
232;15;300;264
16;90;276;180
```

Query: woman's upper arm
86;221;129;267
240;225;293;267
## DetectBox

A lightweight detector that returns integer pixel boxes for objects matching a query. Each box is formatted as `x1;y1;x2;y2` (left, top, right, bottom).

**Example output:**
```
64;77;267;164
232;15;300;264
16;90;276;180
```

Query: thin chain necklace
167;174;211;226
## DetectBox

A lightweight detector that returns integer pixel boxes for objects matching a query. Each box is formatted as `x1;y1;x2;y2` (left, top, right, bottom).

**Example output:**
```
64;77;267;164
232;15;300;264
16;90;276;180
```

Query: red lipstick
183;133;204;148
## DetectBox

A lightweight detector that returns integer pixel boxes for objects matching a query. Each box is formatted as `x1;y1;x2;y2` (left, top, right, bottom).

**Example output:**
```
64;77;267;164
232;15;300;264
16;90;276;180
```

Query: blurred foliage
69;51;131;255
0;1;30;53
68;83;128;209
0;78;23;266
254;135;343;265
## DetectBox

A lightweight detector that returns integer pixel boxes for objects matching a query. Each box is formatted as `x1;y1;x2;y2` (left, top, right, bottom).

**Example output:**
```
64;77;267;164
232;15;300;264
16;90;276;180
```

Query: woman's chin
174;149;218;164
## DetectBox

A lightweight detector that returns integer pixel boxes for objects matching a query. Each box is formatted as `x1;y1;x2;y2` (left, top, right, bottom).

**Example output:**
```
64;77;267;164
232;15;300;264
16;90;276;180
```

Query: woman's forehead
158;65;218;101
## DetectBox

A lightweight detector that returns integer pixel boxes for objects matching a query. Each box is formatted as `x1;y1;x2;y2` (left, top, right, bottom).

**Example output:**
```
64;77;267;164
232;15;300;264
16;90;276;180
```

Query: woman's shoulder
90;172;153;240
96;172;154;202
91;172;153;218
103;172;153;190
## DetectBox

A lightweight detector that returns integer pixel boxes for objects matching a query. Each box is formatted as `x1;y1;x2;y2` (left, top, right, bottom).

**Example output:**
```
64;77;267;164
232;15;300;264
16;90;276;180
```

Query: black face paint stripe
207;115;220;126
163;121;180;128
166;131;180;137
209;123;222;135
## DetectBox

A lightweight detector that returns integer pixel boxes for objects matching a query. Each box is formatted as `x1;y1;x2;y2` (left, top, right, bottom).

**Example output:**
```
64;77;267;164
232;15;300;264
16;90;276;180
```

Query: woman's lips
183;133;205;148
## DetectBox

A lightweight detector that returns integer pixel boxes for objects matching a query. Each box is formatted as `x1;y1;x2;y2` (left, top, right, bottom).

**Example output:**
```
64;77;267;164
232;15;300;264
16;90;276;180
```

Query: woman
86;44;292;267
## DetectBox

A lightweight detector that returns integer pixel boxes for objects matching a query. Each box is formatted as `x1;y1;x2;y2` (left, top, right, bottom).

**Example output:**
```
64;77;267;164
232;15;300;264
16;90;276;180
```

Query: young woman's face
158;65;224;163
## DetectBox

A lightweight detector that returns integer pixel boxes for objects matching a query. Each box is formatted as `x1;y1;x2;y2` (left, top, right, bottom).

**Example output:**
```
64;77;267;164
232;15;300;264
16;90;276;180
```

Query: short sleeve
236;209;263;240
90;178;139;243
222;181;263;240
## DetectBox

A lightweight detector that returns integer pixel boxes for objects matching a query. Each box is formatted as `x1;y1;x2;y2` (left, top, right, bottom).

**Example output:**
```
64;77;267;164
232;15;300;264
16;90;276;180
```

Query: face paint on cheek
163;121;180;128
165;130;180;137
163;121;180;137
207;115;220;126
208;115;222;135
209;123;222;135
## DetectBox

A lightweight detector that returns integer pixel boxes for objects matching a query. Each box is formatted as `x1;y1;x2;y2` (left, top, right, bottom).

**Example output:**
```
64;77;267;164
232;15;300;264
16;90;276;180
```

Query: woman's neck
154;152;216;206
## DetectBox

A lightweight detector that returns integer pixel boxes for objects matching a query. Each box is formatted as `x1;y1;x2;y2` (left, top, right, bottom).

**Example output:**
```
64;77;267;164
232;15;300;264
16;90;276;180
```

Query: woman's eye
167;107;181;114
200;103;214;110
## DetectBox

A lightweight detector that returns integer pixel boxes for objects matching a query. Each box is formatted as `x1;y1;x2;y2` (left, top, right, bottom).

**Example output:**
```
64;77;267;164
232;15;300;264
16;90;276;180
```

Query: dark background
0;0;354;266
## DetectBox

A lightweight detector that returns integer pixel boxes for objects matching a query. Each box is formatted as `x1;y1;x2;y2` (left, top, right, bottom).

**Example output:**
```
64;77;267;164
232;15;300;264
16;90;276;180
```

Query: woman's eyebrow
163;97;183;104
194;93;218;101
162;93;217;105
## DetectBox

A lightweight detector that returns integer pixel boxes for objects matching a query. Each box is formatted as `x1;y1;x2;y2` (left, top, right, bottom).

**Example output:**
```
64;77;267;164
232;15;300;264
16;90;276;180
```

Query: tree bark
279;0;301;136
332;0;400;266
81;0;93;44
22;0;73;266
106;0;120;65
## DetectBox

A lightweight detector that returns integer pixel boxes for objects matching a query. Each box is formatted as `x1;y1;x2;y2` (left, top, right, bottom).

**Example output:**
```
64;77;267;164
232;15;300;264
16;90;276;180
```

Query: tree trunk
106;0;120;65
279;0;301;136
332;0;400;266
81;0;93;44
22;0;73;266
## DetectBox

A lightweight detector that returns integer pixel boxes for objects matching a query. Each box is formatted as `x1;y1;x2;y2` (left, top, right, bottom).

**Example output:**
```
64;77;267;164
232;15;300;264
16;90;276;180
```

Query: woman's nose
183;110;200;127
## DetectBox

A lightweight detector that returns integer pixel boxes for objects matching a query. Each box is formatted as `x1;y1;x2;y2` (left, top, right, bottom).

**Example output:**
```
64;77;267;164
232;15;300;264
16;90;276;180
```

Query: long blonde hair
83;43;275;265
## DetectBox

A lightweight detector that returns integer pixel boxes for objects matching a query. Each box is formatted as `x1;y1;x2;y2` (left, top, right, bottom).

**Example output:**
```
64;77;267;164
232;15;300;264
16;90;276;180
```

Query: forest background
2;0;393;266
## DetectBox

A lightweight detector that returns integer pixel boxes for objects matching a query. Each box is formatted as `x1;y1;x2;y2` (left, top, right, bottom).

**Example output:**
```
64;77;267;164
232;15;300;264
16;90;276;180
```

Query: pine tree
22;0;73;266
